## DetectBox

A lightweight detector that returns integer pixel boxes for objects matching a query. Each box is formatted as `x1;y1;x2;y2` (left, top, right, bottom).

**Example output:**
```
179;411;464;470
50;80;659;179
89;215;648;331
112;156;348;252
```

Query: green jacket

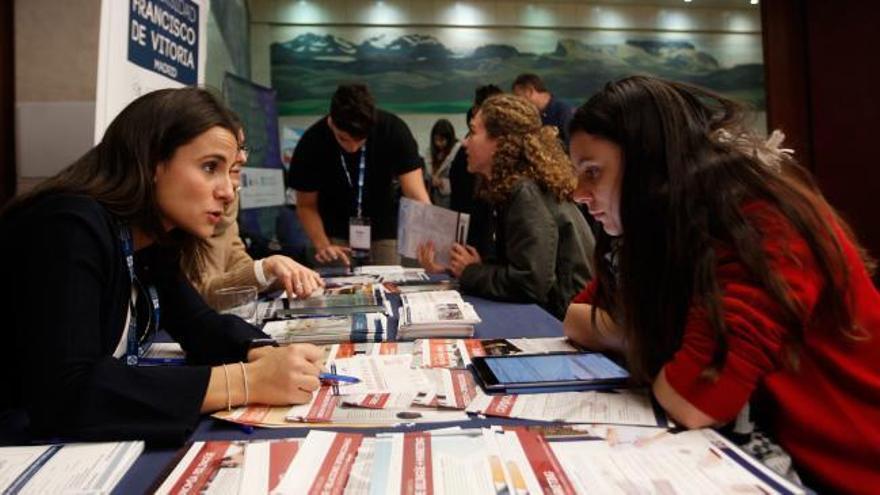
460;178;594;319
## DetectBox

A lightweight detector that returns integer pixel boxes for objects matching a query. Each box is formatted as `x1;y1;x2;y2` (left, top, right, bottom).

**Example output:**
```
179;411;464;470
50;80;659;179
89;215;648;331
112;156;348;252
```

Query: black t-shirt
289;110;422;240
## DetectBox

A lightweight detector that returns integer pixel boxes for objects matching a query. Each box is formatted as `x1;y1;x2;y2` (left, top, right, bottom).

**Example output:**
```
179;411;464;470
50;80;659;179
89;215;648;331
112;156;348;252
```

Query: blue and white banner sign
128;0;200;84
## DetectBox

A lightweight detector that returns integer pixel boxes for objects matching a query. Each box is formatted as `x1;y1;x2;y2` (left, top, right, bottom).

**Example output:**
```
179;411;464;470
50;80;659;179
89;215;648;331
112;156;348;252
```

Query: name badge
349;217;371;251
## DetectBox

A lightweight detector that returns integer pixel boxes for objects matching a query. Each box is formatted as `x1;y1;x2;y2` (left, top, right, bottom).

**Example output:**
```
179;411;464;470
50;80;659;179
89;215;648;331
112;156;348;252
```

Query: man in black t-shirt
289;84;430;266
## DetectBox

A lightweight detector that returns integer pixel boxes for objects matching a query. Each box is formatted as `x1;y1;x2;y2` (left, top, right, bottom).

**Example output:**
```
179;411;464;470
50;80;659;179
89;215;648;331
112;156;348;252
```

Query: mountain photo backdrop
269;26;764;116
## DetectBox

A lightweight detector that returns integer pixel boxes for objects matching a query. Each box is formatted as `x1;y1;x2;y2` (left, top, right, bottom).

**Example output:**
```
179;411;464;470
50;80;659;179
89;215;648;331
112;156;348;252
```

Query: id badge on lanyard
119;224;161;366
341;146;371;258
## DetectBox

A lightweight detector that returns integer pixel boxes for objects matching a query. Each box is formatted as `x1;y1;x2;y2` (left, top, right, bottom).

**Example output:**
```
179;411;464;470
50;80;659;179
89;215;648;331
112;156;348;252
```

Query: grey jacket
459;178;594;319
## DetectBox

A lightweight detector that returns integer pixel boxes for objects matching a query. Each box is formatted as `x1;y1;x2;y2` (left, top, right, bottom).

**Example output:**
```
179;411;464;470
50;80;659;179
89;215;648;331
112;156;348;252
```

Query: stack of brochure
262;313;388;344
155;428;805;494
0;441;143;494
273;283;389;318
353;265;430;283
397;290;481;340
382;278;459;294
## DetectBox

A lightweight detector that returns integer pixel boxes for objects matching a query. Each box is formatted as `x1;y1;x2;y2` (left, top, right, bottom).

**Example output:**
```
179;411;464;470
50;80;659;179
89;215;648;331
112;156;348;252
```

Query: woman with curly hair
564;76;880;492
419;94;594;319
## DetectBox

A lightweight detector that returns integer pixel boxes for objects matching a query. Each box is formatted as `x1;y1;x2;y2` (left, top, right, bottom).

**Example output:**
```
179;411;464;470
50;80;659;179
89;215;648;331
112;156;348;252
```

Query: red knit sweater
573;203;880;493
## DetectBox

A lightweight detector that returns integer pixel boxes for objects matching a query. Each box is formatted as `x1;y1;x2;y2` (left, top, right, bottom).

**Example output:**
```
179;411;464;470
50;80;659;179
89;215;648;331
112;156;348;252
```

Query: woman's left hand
449;243;481;277
262;255;324;298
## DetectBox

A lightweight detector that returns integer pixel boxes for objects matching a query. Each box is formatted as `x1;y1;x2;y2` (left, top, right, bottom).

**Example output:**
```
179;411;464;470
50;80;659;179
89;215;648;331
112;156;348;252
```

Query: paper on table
359;430;496;495
549;429;805;495
0;442;143;495
153;441;247;495
491;428;577;495
330;354;432;395
239;439;302;494
284;386;469;425
273;431;363;495
468;389;667;427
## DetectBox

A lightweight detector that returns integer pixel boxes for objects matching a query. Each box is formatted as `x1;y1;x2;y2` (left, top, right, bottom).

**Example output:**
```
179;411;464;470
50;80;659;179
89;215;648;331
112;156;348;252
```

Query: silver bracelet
239;361;249;406
222;364;231;412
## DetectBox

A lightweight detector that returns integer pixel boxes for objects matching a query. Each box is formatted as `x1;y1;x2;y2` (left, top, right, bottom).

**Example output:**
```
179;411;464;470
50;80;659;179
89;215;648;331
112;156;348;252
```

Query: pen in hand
319;372;360;384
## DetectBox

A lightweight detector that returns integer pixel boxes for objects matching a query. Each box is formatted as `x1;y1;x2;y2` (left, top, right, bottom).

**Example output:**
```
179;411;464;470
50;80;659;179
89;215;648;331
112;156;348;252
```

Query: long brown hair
478;94;575;203
570;76;865;382
3;87;240;263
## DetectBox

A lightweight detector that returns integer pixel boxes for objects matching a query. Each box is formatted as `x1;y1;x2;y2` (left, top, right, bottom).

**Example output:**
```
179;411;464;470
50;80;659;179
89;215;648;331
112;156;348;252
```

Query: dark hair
429;119;457;168
467;84;504;127
512;73;548;93
4;87;240;249
329;83;376;139
570;75;862;382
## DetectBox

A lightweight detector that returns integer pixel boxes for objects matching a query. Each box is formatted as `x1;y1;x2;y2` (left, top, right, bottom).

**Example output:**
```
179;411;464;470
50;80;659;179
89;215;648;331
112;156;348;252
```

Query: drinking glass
214;286;258;325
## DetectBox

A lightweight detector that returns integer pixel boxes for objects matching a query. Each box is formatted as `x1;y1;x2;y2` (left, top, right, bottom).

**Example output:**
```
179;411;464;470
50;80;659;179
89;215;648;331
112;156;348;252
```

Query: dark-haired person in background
0;88;323;444
426;118;460;209
289;84;430;266
563;76;880;492
512;73;574;148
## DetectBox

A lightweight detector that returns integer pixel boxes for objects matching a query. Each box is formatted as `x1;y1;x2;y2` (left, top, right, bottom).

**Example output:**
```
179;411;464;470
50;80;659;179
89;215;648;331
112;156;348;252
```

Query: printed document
397;198;470;267
468;389;667;427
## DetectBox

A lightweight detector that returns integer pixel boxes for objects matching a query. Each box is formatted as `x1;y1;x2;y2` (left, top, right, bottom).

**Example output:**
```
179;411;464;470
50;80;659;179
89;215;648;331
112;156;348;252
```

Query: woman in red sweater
563;75;880;493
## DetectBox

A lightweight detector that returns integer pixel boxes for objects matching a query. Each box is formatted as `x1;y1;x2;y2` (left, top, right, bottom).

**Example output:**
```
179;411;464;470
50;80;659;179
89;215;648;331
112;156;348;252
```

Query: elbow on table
652;369;718;430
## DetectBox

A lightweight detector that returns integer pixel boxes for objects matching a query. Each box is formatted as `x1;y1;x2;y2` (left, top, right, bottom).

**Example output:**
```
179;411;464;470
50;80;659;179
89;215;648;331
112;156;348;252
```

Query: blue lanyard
118;225;161;366
339;144;366;218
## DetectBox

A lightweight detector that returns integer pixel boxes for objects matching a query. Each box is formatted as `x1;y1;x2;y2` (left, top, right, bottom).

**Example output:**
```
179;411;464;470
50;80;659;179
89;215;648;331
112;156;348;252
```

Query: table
112;295;564;494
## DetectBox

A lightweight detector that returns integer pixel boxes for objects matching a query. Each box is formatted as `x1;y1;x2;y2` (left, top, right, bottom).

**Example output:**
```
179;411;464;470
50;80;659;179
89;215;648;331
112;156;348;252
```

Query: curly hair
477;94;575;203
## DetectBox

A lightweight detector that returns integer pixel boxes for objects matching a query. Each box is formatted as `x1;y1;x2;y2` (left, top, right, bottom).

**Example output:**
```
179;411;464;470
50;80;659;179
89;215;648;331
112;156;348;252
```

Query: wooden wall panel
763;0;880;277
0;1;14;206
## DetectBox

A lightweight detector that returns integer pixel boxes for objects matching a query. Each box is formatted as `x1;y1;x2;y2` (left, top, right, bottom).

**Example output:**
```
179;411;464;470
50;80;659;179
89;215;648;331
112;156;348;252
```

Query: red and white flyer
154;441;246;495
273;431;364;495
238;439;301;493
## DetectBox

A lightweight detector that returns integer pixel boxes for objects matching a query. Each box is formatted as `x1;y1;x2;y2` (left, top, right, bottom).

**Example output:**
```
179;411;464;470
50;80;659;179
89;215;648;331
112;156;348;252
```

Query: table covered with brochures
2;272;806;494
114;294;565;493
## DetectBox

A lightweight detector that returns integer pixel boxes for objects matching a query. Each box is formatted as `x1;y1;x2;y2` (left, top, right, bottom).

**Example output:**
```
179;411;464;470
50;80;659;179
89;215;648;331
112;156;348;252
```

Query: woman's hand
247;344;323;405
417;241;446;274
449;243;481;277
262;255;324;298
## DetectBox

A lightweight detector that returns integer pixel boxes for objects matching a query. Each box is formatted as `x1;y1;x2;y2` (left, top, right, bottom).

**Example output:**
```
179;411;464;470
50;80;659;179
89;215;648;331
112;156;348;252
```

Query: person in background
512;73;574;147
563;76;880;493
289;83;430;266
0;88;323;444
182;126;323;308
426;118;460;208
449;84;503;257
419;94;594;319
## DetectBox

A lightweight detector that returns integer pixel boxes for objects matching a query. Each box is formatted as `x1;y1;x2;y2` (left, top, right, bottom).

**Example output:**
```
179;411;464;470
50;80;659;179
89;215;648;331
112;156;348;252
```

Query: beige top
187;195;261;309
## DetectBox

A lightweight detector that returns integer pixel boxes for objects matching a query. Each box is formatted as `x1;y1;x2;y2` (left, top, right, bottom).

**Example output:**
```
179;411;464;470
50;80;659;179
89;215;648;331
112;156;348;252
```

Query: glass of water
214;286;258;325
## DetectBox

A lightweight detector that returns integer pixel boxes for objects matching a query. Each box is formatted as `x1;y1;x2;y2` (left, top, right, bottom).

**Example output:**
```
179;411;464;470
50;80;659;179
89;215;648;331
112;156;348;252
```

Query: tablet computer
470;352;629;391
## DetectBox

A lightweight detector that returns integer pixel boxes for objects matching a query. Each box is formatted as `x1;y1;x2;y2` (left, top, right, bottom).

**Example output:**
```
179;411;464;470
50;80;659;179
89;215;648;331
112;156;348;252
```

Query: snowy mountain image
271;31;763;115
